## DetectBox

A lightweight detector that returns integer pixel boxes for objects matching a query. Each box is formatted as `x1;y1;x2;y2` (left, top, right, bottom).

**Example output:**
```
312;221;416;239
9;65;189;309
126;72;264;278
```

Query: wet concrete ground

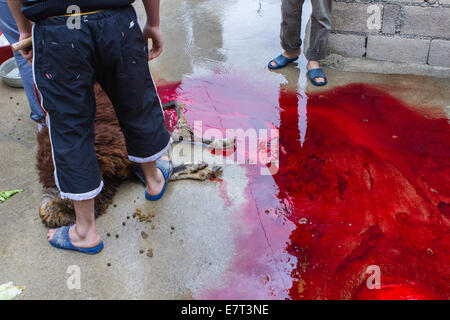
0;0;449;299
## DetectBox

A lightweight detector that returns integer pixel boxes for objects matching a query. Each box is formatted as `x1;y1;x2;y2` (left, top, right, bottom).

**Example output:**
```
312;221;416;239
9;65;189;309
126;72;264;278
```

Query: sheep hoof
170;162;223;181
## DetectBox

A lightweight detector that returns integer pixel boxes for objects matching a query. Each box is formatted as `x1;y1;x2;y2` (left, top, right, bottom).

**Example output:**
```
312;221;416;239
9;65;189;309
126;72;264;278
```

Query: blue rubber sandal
268;54;299;70
145;159;174;201
49;225;103;255
307;68;328;86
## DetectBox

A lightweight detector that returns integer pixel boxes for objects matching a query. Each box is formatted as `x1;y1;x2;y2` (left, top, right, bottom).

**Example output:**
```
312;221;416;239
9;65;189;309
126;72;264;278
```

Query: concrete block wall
328;0;450;68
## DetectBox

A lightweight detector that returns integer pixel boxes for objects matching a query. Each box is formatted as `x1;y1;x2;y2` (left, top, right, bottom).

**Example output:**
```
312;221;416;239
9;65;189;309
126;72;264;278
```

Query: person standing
268;0;331;86
0;0;45;129
7;0;173;254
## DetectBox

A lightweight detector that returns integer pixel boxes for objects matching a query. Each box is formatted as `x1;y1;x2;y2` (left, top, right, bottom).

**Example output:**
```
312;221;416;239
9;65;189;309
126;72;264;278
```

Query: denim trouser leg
0;0;45;123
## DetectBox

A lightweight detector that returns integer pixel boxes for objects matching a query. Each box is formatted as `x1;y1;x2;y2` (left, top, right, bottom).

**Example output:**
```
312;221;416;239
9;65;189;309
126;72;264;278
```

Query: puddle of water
154;0;312;87
157;74;449;300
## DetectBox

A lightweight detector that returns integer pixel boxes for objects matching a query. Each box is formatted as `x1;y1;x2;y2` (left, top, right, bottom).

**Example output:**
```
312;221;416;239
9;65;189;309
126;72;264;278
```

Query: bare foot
47;229;57;241
145;157;170;196
270;49;300;68
47;225;101;248
307;60;325;84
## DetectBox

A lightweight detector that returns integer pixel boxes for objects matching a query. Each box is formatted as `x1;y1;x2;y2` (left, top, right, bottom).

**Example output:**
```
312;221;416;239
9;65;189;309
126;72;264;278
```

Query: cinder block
367;36;430;64
332;2;382;33
395;0;424;3
402;6;450;38
328;33;367;57
382;4;401;34
428;40;450;67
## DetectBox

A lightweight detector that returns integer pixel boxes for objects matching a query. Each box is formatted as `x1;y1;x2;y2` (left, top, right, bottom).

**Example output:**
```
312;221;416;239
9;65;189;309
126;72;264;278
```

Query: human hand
18;32;33;65
142;23;163;61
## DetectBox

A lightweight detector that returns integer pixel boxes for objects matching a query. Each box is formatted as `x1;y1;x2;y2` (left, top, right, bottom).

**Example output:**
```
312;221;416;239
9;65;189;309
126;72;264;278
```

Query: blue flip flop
49;225;104;255
268;54;299;70
145;159;174;201
307;68;328;86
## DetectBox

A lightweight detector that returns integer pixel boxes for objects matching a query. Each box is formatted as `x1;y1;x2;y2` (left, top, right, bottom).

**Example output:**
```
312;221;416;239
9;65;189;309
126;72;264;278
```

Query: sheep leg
131;161;223;185
162;100;235;150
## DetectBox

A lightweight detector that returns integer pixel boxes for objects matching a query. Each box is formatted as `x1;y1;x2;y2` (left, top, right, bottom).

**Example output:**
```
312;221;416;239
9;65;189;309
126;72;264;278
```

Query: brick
382;4;401;34
328;33;366;57
367;36;430;64
332;2;382;33
428;40;450;67
402;6;450;38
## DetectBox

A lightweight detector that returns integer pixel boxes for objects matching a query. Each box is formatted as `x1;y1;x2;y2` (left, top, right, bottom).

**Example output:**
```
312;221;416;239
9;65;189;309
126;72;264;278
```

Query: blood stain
157;75;449;300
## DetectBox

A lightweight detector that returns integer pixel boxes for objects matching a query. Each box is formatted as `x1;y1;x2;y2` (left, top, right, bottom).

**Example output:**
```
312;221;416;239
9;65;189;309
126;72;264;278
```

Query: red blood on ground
355;281;442;300
157;75;450;300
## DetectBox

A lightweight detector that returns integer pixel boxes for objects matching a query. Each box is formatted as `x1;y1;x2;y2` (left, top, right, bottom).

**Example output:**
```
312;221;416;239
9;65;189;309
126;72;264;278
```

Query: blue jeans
0;0;45;122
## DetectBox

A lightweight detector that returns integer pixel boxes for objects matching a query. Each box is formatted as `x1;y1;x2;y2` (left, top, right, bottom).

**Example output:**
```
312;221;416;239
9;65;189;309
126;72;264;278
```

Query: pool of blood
157;75;450;300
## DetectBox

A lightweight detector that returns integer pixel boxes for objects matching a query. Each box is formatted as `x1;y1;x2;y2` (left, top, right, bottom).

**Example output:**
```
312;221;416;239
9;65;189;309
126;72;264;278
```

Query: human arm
142;0;163;61
6;0;33;64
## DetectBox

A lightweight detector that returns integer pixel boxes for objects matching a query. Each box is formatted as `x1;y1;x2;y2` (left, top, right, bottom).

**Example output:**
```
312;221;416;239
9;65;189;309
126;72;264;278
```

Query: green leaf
0;189;24;203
